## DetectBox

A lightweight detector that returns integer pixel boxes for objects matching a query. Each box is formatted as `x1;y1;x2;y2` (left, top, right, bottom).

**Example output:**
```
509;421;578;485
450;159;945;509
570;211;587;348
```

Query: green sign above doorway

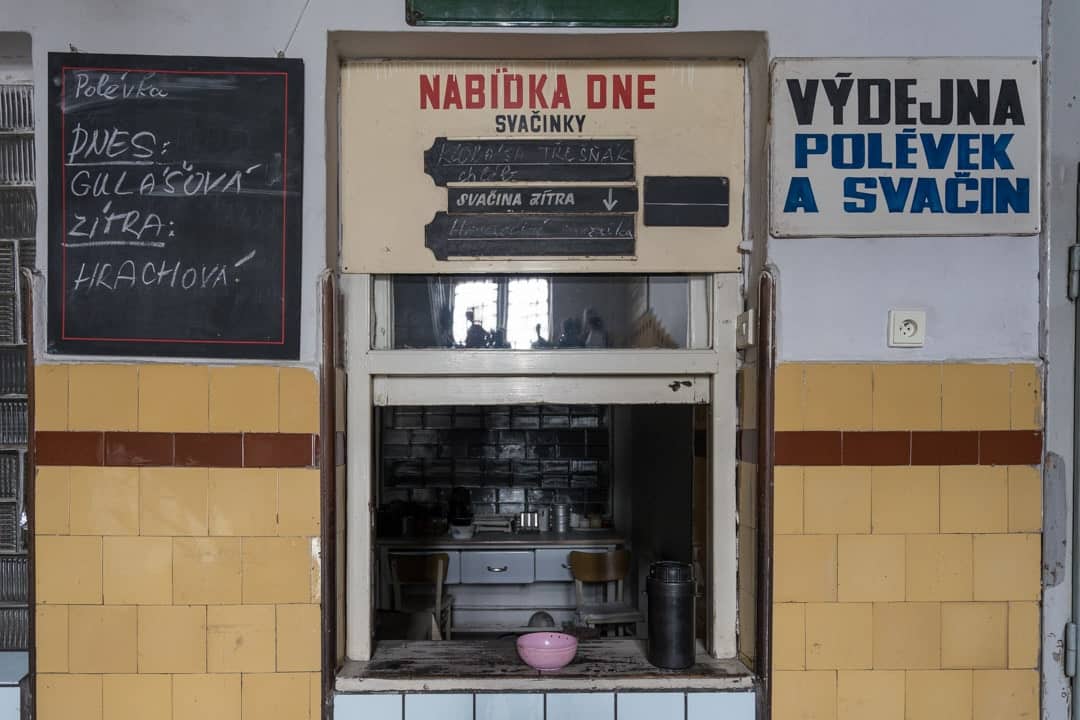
405;0;678;27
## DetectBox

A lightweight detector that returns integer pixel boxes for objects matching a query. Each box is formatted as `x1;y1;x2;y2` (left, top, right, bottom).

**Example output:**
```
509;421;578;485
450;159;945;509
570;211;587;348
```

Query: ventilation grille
0;452;19;499
0;86;32;133
0;349;25;397
0;401;27;446
0;607;28;650
0;557;26;602
0;137;33;187
0;83;30;651
0;189;33;238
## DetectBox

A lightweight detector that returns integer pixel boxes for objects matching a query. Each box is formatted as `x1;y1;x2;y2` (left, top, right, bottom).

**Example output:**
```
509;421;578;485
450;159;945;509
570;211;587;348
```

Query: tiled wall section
380;405;611;518
775;363;1041;432
34;364;322;720
772;363;1042;720
336;691;755;720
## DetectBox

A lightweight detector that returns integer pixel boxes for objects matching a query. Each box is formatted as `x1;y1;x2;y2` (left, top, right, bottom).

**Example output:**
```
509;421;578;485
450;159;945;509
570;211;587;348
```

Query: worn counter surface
336;639;755;692
376;530;625;549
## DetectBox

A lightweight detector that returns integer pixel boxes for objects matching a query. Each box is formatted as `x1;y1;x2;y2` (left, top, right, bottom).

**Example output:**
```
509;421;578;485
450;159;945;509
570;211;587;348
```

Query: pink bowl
516;632;578;671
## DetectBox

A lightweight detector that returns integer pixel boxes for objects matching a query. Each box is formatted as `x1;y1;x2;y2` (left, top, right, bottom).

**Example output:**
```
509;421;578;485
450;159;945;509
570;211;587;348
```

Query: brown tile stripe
35;431;318;468
774;431;842;466
842;431;910;465
775;430;1042;466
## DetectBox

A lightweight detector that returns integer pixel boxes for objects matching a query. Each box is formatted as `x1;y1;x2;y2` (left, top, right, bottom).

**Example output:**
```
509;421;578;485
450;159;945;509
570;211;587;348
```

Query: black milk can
646;561;695;669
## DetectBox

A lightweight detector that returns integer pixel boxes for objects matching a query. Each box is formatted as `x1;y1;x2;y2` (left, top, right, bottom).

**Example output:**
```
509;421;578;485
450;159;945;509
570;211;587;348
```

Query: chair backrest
389;553;449;616
390;553;450;584
568;550;630;583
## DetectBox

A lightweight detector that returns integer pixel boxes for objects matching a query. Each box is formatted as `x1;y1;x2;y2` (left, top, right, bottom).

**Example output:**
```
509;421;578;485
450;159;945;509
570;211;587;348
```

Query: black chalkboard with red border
47;53;303;359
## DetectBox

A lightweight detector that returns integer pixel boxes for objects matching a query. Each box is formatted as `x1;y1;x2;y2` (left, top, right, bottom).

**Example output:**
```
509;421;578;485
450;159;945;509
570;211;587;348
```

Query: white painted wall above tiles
0;0;1041;365
771;236;1039;362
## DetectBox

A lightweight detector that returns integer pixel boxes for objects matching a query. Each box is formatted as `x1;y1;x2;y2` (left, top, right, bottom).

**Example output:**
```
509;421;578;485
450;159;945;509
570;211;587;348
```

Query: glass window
452;280;500;347
506;278;550;350
383;274;709;350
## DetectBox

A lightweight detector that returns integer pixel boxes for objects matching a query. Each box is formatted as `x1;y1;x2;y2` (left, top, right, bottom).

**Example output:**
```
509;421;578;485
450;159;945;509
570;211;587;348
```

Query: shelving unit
0;83;34;651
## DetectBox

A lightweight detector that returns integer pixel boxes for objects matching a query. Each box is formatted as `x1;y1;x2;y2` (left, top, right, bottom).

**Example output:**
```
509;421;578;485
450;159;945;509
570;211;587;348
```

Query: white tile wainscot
334;691;757;720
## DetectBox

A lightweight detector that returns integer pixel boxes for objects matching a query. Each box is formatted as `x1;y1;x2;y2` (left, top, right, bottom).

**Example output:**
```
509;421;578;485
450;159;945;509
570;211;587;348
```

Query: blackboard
424;138;634;185
643;176;729;227
47;53;303;359
447;186;638;214
425;212;635;259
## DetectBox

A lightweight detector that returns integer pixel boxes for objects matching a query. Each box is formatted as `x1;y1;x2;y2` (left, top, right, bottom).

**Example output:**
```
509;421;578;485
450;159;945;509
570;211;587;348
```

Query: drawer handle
487;565;509;573
561;563;571;569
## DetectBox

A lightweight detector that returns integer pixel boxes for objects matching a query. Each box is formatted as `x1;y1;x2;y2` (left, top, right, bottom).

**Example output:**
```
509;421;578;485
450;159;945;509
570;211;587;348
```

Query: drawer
461;551;535;584
387;550;460;585
535;547;607;582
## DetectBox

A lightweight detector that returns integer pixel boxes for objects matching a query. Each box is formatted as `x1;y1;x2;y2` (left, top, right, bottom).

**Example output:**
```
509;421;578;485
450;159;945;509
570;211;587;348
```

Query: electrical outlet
888;310;926;348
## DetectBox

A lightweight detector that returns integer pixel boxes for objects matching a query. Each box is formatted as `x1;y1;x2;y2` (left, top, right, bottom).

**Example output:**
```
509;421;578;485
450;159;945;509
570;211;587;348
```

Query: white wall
0;0;1042;365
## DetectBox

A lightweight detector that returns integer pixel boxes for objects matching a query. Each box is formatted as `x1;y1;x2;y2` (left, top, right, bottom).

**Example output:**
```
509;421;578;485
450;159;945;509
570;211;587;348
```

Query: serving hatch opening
367;401;717;680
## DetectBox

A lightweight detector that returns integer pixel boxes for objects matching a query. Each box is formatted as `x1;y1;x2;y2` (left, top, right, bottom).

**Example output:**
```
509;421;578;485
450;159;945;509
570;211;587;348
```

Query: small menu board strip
447;186;638;214
48;52;303;359
406;0;679;27
424;138;635;186
425;212;635;259
643;176;729;227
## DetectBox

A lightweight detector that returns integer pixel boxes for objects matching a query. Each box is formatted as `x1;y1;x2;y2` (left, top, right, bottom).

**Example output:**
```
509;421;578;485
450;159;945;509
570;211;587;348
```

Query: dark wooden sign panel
406;0;678;27
424;138;634;185
425;213;635;259
643;176;729;227
48;53;303;359
447;186;638;214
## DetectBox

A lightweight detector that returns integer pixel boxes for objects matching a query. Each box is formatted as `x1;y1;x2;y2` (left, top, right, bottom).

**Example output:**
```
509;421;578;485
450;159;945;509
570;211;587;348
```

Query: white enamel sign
770;58;1040;237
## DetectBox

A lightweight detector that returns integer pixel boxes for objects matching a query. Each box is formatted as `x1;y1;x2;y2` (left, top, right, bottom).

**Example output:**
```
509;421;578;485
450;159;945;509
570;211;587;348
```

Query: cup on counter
570;511;582;529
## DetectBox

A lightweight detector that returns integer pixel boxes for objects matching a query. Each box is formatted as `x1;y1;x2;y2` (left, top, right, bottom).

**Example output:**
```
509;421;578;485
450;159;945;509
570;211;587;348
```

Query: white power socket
888;310;926;348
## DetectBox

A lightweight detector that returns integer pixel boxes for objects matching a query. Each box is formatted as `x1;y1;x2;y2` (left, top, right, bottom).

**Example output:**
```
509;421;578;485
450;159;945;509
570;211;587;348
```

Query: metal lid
649;561;693;583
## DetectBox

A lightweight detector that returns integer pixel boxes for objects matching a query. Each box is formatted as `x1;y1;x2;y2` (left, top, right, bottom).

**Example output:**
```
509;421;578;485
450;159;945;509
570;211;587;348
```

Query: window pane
385;275;708;350
506;278;550;350
452;280;498;347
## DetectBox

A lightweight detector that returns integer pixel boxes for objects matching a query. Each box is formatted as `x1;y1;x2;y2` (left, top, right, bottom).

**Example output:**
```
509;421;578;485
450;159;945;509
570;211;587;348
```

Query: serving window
334;53;751;689
342;273;743;685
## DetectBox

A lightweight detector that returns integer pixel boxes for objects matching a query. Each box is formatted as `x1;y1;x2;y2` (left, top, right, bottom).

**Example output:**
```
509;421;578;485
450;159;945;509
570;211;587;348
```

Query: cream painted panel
340;60;744;273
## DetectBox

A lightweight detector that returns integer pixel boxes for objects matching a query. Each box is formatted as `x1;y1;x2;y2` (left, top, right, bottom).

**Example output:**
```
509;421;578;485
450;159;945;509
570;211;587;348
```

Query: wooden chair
388;553;454;640
568;550;644;637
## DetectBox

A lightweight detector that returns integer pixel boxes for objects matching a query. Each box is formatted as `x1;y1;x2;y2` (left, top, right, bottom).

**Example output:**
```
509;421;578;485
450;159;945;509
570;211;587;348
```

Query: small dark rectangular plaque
425;212;635;259
643;176;729;227
406;0;678;27
447;186;638;214
424;138;634;186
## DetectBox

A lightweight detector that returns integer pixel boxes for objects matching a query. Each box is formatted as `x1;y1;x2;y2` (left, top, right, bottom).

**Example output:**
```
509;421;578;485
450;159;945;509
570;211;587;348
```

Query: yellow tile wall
33;363;319;438
773;363;1042;720
34;364;323;720
775;362;1042;431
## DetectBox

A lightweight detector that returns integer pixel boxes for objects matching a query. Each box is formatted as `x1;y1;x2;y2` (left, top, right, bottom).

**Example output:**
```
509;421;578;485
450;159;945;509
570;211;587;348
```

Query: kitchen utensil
449;523;475;539
538;506;550;532
553;504;569;533
516;632;578;671
517;511;540;532
449;487;473;524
